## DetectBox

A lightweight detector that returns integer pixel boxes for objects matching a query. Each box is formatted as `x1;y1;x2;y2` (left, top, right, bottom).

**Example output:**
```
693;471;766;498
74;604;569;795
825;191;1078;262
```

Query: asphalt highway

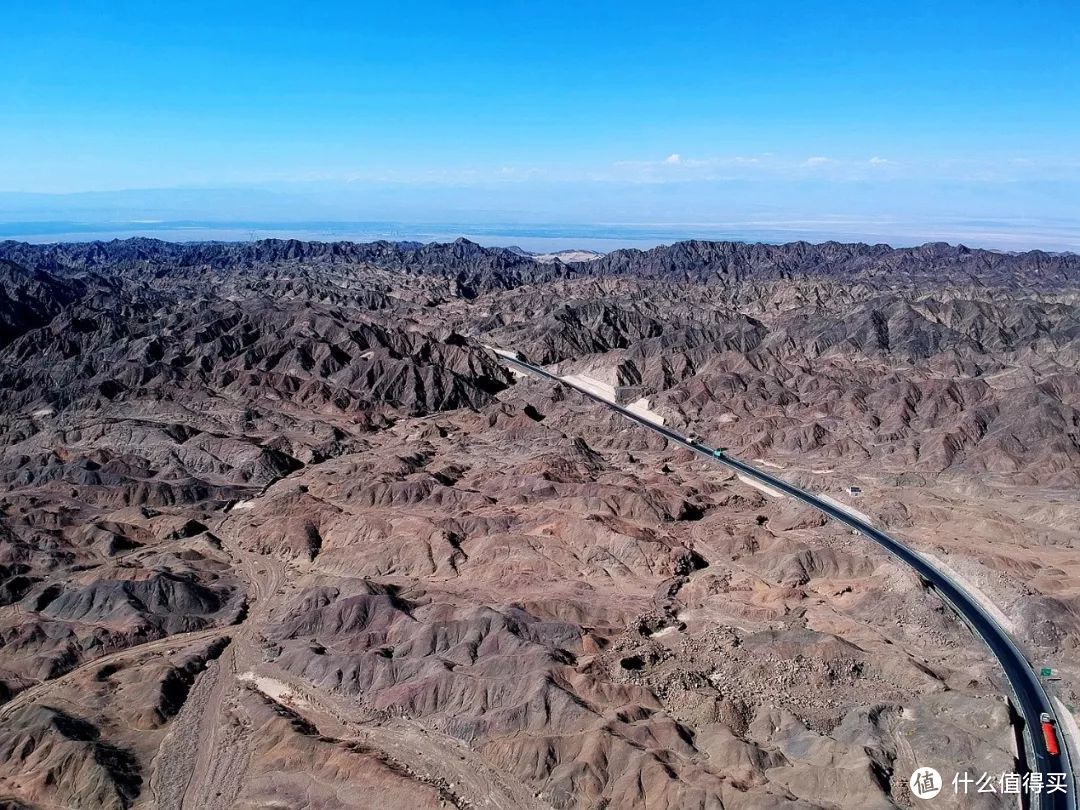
489;347;1075;810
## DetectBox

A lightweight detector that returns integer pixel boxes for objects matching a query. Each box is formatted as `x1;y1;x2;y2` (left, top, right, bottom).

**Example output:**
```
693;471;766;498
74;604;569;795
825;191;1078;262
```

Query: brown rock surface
0;237;1075;809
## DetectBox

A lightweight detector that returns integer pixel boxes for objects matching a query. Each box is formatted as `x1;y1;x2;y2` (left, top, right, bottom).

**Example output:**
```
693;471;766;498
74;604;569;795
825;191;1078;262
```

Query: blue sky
2;1;1079;248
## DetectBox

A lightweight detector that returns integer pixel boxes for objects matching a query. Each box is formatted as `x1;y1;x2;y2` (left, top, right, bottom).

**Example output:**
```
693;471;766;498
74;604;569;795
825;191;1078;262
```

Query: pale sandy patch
561;373;617;401
534;250;603;263
737;473;785;499
649;625;680;638
626;396;665;426
239;672;312;709
488;346;523;361
1052;697;1080;771
818;493;873;524
916;552;1017;636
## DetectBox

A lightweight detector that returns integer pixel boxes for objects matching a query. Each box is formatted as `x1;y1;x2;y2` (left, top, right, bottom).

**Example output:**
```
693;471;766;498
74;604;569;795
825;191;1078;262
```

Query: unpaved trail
165;514;287;810
241;670;548;810
0;502;289;809
149;642;235;810
181;673;253;810
0;626;227;724
173;444;755;809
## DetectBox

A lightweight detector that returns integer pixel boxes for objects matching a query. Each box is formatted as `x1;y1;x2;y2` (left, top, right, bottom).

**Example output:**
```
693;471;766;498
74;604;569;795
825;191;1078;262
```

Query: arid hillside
0;238;1077;809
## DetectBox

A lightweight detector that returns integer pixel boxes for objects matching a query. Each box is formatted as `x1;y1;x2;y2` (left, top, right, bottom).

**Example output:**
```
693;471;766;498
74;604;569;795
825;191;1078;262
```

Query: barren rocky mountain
0;237;1077;809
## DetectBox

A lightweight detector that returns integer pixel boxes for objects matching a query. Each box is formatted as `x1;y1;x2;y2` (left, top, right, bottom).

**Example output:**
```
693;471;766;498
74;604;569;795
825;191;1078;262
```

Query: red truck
1041;712;1061;757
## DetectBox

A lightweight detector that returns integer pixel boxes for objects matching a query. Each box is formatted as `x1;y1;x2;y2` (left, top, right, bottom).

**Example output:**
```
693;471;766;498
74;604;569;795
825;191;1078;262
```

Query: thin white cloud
329;152;1080;188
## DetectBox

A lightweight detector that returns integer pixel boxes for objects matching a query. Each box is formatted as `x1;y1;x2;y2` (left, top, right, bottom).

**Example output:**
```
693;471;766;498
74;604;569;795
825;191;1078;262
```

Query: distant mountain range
1;236;1076;292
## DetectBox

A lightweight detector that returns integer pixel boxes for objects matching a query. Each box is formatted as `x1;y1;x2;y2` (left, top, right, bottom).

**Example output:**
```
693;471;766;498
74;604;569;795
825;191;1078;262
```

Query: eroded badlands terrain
0;238;1077;809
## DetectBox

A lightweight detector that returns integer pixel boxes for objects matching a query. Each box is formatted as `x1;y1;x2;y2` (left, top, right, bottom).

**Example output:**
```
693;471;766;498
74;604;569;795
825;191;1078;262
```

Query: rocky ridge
0;237;1076;809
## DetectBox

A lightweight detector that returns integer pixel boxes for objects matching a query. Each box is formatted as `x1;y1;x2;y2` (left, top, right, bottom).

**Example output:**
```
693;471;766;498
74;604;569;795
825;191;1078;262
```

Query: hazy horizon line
2;219;1078;256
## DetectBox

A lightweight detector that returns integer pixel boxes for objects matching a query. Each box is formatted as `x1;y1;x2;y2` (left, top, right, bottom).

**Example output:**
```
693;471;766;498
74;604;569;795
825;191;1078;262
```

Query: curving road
488;346;1076;810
